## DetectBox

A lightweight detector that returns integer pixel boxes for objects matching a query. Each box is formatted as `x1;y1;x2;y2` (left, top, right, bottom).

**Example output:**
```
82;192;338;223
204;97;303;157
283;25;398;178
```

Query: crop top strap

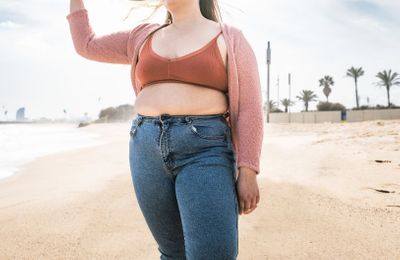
213;30;223;41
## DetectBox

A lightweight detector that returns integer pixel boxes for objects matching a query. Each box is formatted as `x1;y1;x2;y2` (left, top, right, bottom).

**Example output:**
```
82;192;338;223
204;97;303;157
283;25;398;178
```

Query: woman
67;0;263;258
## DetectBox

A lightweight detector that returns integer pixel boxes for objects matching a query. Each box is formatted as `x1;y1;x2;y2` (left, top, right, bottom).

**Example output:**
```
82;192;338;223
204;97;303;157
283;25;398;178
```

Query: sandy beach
0;120;399;259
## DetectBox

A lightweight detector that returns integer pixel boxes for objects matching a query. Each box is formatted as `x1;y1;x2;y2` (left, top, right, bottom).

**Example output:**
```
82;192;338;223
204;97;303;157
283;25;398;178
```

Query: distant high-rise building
16;107;25;121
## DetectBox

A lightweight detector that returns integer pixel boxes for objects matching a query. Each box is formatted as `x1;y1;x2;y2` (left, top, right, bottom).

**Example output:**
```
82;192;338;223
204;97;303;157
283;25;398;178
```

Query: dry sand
0;120;399;259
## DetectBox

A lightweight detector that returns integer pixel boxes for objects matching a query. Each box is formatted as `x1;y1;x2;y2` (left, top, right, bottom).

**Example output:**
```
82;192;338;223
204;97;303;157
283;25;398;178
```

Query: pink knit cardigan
66;8;264;175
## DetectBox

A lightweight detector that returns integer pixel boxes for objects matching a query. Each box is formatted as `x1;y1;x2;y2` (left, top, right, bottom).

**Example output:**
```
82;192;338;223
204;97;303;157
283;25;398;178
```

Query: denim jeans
128;112;239;260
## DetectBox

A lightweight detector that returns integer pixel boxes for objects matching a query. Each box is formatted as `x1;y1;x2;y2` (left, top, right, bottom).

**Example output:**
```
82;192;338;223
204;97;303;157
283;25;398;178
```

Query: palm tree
318;75;334;102
296;90;318;112
263;100;278;113
375;70;400;107
269;100;277;111
280;98;295;113
346;66;364;109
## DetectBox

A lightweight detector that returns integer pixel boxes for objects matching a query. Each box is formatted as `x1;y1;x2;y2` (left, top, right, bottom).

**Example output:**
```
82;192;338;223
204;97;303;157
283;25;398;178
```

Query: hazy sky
1;0;399;120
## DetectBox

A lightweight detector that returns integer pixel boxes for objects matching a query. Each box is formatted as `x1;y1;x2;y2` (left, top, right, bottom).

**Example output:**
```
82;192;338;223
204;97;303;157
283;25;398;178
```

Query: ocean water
0;123;104;180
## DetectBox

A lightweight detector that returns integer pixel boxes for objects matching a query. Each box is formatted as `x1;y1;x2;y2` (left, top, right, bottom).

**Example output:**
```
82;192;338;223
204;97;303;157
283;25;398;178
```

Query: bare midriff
134;82;228;116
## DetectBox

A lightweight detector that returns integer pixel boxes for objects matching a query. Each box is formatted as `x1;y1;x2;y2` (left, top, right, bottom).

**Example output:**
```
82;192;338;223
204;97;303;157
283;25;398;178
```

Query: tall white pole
266;41;271;123
288;73;291;122
276;75;280;109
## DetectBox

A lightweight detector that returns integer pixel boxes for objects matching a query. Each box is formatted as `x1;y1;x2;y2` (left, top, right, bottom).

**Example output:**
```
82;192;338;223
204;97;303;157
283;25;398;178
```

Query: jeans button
184;116;192;124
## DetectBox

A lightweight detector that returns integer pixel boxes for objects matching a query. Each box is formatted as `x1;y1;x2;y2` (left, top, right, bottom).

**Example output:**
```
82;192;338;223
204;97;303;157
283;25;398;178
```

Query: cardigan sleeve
66;8;135;64
235;30;264;175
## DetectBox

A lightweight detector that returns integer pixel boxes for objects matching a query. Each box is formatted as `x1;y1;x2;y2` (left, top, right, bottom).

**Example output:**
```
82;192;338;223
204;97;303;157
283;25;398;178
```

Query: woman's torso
134;21;228;116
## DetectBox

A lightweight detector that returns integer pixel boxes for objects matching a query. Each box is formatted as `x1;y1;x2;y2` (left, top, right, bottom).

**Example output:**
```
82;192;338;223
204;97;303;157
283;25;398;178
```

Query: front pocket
188;119;228;140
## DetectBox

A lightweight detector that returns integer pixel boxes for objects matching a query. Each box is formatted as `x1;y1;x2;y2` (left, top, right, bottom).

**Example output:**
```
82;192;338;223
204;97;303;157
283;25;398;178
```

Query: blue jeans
128;113;239;260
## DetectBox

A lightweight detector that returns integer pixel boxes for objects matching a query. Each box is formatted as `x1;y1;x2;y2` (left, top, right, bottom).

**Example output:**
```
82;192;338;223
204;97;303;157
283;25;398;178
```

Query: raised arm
235;30;264;175
66;0;133;64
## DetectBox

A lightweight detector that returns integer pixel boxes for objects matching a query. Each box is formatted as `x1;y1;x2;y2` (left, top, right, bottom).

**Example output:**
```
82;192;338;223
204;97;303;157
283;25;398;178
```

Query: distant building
16;107;26;121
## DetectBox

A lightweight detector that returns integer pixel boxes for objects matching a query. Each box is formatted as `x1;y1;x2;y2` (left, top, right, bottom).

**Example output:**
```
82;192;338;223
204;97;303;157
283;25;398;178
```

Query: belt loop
223;110;230;118
137;114;143;126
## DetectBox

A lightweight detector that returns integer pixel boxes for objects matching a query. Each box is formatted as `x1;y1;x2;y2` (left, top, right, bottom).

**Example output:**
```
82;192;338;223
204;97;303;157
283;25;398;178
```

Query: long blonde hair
126;0;224;24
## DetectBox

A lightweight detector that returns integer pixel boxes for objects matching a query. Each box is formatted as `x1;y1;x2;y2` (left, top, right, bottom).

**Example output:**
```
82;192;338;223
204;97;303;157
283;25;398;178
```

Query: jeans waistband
135;110;230;124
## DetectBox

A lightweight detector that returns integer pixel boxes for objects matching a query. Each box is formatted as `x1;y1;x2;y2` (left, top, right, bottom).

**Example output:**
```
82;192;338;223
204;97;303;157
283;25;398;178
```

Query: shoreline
0;122;106;181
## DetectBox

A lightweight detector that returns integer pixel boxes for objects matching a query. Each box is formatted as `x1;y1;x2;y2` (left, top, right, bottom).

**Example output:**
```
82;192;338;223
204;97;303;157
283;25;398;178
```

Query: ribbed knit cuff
237;163;260;175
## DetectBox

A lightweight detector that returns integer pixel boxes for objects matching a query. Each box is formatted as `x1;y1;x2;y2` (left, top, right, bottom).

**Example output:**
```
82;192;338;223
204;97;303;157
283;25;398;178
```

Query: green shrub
317;101;346;111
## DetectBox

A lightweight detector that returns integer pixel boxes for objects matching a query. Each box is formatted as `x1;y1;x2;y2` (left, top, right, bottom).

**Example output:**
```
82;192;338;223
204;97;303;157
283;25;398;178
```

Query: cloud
342;0;396;22
0;21;24;29
336;0;400;31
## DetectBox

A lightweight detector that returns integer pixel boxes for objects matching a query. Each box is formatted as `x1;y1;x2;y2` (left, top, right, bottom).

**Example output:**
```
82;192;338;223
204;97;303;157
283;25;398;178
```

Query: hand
236;167;260;215
70;0;85;13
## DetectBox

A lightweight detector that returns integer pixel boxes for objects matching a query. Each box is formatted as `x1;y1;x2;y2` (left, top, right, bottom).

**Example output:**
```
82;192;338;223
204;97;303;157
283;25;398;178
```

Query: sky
1;0;400;120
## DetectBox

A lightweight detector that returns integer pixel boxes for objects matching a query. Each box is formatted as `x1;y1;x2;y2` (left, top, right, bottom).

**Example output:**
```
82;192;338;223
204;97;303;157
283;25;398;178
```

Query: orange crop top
136;30;228;93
